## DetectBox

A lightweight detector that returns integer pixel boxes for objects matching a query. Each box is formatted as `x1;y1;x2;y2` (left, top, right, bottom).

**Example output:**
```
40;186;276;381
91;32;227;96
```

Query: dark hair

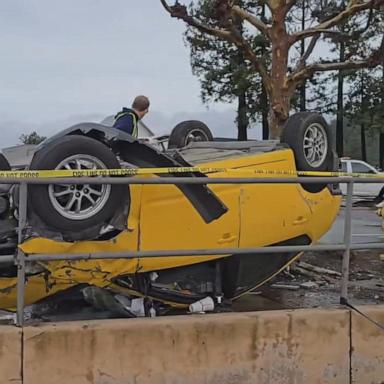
132;95;150;112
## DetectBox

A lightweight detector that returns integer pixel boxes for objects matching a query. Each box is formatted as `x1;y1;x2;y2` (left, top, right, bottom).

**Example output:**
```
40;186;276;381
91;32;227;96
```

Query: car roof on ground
2;144;36;168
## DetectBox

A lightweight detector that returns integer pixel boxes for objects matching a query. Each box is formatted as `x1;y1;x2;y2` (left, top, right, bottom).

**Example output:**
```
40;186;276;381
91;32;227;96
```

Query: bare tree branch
289;60;369;84
160;0;271;89
266;0;296;14
286;0;297;9
231;5;269;35
289;34;384;84
296;35;320;71
160;0;232;40
291;0;384;43
159;0;172;13
225;23;272;90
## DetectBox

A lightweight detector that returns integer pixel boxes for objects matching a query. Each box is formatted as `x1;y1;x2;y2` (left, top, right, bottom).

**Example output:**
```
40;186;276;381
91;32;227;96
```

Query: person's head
132;95;150;119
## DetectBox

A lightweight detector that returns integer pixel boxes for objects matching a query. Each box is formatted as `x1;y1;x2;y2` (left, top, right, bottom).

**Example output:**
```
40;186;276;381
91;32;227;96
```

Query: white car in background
340;158;383;198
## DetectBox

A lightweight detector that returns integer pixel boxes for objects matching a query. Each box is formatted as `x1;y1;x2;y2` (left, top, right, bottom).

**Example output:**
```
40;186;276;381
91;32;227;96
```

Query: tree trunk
360;124;367;161
380;133;384;171
336;41;345;156
237;92;248;141
360;71;367;162
268;8;291;139
381;45;384;170
268;86;291;139
234;13;248;141
299;0;306;112
261;83;269;140
299;82;306;112
260;3;269;140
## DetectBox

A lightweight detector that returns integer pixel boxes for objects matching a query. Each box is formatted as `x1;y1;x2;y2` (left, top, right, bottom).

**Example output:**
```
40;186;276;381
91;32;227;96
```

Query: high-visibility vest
114;111;138;138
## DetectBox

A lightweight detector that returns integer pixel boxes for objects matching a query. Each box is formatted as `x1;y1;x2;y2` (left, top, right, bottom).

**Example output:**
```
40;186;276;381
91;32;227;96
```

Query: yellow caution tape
0;167;383;179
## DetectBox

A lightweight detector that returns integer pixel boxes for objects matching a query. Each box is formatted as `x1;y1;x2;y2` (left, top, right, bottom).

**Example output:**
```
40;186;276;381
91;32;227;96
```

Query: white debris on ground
300;282;319;290
0;310;15;323
189;297;215;314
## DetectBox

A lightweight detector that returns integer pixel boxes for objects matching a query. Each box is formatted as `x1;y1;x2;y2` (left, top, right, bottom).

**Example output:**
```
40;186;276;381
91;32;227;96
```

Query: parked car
0;112;341;315
340;158;384;198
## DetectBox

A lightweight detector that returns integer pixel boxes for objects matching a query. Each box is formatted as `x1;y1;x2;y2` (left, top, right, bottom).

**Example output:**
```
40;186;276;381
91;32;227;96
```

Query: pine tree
184;0;270;140
19;131;46;145
306;0;383;156
161;0;384;139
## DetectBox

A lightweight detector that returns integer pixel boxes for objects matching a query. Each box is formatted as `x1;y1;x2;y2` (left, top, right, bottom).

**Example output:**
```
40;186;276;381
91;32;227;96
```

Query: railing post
340;180;354;304
2;173;379;323
16;183;28;327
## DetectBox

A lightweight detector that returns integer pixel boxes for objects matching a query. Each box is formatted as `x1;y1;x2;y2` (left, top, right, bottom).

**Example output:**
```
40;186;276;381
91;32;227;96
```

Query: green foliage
345;67;383;133
19;131;46;145
178;0;383;143
305;1;383;157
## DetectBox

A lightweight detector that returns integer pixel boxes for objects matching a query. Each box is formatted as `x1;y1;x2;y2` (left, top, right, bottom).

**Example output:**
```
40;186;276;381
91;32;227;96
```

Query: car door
138;174;240;252
239;182;313;248
238;151;312;248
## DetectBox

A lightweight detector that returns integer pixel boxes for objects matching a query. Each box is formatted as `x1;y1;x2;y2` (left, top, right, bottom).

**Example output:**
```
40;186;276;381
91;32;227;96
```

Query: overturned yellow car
0;112;341;315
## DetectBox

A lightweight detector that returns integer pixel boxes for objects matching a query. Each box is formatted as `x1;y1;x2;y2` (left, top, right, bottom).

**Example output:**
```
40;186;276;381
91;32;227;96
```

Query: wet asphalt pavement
235;202;384;312
320;204;383;245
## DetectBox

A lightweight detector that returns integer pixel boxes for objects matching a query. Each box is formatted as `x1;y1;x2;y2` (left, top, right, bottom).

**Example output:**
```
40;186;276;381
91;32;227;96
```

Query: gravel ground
235;249;384;312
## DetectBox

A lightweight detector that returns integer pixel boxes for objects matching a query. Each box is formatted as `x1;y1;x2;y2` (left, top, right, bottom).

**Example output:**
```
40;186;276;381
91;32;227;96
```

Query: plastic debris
115;295;146;317
189;296;215;313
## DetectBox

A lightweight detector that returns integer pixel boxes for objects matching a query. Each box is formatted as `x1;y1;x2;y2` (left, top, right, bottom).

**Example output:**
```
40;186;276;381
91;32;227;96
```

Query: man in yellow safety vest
113;95;150;139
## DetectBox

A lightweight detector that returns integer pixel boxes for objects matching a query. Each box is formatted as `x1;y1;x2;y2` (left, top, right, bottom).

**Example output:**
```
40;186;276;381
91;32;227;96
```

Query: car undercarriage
0;113;341;317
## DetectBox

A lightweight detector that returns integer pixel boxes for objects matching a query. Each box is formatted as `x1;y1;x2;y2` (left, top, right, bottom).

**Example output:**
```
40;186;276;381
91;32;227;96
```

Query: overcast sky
0;0;248;146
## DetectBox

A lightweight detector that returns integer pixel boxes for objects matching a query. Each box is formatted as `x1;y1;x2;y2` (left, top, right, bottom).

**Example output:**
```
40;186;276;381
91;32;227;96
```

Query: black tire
281;112;333;193
168;120;213;149
29;135;127;235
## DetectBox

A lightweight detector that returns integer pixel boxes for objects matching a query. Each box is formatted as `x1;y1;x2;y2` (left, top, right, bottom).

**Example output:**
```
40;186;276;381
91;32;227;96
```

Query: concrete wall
351;306;384;384
0;326;22;384
23;309;350;384
0;306;382;384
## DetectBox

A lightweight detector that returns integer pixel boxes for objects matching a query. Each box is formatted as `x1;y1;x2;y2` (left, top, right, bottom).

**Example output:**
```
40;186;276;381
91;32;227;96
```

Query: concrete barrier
0;325;22;384
23;308;350;384
351;305;384;384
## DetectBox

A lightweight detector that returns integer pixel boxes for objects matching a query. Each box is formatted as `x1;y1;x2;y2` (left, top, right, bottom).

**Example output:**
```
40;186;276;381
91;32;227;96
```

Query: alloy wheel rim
184;129;209;146
303;123;328;168
48;154;111;220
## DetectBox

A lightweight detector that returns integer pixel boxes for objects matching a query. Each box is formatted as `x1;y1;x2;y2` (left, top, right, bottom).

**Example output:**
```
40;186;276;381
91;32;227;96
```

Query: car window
351;162;375;174
341;162;348;172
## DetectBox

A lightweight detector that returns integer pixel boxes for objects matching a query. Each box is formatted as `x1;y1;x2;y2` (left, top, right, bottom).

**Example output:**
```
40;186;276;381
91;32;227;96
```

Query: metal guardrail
0;174;382;326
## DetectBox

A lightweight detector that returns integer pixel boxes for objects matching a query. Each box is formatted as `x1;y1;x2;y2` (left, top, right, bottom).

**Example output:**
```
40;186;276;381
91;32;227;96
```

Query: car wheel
281;112;333;193
29;135;127;236
168;120;213;149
